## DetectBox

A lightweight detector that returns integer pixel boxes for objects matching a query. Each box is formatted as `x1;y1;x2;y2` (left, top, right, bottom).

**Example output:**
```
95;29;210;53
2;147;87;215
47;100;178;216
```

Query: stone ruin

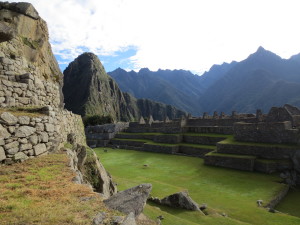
87;104;300;186
0;2;86;164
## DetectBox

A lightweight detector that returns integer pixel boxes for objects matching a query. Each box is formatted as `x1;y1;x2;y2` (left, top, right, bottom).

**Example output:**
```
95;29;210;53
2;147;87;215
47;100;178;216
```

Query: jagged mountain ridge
199;47;300;114
108;68;206;115
109;47;300;115
63;53;186;121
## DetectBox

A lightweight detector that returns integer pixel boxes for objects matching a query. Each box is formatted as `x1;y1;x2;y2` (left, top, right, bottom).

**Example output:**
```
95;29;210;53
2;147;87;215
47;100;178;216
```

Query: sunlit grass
0;152;121;224
95;148;300;225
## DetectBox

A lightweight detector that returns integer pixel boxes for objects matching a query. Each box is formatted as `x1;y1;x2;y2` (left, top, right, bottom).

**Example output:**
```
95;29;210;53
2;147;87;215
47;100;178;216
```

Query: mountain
199;47;300;114
199;61;238;89
109;47;300;115
63;53;186;121
108;68;204;115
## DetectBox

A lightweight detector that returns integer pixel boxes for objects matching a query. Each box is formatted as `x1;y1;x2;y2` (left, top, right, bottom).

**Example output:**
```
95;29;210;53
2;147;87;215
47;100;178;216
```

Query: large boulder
157;191;200;211
83;150;117;198
104;184;152;217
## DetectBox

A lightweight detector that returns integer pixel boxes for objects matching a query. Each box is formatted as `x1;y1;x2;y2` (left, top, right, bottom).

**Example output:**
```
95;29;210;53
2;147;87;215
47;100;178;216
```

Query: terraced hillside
110;128;296;175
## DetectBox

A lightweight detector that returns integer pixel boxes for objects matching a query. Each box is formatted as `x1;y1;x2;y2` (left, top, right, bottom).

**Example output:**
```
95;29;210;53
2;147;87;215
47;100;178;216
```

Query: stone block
8;126;15;134
40;132;48;143
4;140;19;150
0;112;18;125
45;123;54;132
35;122;44;131
15;126;36;137
18;116;30;125
33;143;47;155
0;124;11;139
18;97;30;105
13;152;28;162
0;138;5;145
19;138;28;144
20;143;32;151
0;96;5;103
0;146;6;161
6;147;19;154
29;134;38;145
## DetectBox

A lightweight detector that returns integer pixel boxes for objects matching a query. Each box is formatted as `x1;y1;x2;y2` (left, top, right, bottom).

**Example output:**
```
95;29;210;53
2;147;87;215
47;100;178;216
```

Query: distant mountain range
109;47;300;115
63;53;186;121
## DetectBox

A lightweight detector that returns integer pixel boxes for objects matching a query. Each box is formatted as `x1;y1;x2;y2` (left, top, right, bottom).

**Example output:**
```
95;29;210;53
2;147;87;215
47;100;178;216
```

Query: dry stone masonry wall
0;107;85;164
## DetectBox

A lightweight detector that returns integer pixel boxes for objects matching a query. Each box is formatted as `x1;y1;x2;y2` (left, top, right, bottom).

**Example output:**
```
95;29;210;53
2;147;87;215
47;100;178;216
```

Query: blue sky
9;0;300;75
56;46;138;73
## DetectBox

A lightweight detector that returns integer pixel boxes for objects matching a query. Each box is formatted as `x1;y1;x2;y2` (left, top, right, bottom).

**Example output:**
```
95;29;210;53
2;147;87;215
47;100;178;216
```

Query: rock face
83;150;117;198
63;53;186;121
152;191;200;211
104;183;152;217
0;2;64;108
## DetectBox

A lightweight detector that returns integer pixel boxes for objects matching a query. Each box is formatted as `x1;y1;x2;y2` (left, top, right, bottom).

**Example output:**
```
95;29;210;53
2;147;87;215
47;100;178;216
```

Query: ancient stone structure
0;108;85;164
0;3;86;164
85;122;128;147
108;105;300;181
0;2;63;109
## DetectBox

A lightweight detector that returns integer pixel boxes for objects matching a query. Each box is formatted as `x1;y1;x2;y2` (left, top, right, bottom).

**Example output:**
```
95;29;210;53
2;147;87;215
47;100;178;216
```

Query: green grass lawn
276;188;300;217
95;148;300;225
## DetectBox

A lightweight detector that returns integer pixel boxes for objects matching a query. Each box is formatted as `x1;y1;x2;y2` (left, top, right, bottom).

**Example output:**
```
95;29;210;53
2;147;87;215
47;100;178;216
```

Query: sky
8;0;300;75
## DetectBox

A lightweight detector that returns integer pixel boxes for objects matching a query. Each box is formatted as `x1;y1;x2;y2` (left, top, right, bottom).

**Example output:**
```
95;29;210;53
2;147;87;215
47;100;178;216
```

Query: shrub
83;115;113;126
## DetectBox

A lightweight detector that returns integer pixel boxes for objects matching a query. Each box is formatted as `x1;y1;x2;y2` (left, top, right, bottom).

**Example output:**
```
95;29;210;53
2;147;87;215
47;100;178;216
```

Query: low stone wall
115;133;154;140
86;123;128;147
216;143;300;160
186;126;233;134
266;185;290;209
111;139;146;147
254;159;293;174
234;121;300;144
178;145;213;157
0;108;85;164
153;134;182;144
126;126;182;134
186;118;258;127
143;144;179;154
183;135;225;145
204;153;256;171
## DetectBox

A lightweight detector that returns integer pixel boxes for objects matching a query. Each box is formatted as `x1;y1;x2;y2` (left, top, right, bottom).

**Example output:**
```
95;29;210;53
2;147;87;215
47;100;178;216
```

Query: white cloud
7;0;300;74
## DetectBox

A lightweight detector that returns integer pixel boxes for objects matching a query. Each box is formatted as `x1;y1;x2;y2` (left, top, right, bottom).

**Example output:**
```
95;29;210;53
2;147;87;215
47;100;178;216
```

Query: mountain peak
247;46;282;61
256;46;266;52
139;68;151;74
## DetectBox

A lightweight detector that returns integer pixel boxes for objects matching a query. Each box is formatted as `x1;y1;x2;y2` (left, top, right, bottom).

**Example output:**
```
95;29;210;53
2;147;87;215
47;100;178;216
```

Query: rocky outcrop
63;53;186;121
83;149;117;198
0;2;63;108
104;183;152;217
150;191;201;212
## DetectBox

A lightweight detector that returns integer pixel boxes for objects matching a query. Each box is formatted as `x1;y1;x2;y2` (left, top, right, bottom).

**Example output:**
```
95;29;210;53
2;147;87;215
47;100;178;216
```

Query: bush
83;115;113;126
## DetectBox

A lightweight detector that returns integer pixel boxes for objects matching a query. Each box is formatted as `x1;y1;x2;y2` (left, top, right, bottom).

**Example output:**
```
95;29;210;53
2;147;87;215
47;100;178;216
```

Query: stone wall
153;134;182;144
0;73;61;108
0;2;63;108
186;118;258;127
86;123;128;147
216;143;300;160
234;121;300;144
204;152;256;171
183;135;226;145
0;108;85;164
